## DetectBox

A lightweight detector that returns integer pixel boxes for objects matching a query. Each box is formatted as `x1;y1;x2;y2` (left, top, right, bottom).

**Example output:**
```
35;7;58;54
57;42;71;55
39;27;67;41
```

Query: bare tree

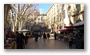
8;4;40;32
17;4;40;31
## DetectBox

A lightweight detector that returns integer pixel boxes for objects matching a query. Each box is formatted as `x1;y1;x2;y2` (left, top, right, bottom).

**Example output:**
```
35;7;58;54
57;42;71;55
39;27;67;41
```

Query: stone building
64;4;84;26
43;4;84;32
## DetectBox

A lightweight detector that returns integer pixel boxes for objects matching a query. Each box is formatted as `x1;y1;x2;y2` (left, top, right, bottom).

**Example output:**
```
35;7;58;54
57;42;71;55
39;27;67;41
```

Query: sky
16;4;52;14
39;4;52;14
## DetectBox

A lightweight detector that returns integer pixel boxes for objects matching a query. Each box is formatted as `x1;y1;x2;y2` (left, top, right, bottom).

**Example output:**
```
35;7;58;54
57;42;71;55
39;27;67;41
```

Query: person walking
16;32;24;49
35;32;39;42
39;32;42;39
20;32;25;48
54;32;57;40
68;33;73;48
43;32;47;42
25;32;29;45
47;32;50;39
76;32;82;49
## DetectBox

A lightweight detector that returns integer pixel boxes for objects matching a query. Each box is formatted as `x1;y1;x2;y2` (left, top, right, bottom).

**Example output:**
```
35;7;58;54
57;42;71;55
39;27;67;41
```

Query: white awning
73;21;84;26
20;29;29;32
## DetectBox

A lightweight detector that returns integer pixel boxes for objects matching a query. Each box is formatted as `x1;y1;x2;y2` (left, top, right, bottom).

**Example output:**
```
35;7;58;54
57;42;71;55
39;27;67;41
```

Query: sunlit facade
45;4;59;32
44;4;84;32
65;4;84;26
35;16;45;28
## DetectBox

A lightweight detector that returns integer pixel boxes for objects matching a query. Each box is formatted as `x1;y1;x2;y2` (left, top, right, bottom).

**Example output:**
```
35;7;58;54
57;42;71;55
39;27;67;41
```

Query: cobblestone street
25;37;70;49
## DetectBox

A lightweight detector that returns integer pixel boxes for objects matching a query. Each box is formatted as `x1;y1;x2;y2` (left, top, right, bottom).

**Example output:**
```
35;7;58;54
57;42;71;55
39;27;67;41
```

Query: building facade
44;4;84;32
65;4;84;26
45;4;59;32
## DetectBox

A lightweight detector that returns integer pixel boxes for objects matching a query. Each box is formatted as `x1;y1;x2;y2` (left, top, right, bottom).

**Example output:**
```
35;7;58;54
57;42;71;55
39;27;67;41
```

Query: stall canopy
20;29;29;32
53;29;59;32
73;21;84;29
58;28;75;32
53;21;84;32
64;26;75;28
73;21;84;26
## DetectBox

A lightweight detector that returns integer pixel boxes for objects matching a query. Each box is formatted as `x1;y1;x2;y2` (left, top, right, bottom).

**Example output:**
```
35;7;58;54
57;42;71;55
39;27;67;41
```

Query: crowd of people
73;29;84;49
32;32;50;42
4;31;30;49
16;32;29;49
4;31;51;49
62;29;84;49
4;29;84;49
52;29;84;49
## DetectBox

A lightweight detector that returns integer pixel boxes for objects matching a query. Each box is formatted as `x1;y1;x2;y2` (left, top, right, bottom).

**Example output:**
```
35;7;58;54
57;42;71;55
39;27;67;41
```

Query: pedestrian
20;32;25;48
76;32;82;49
25;32;28;45
39;32;42;39
54;32;57;40
43;32;47;42
81;35;84;49
80;30;84;49
47;32;50;39
59;35;61;41
68;33;73;48
38;32;41;39
16;32;24;49
35;32;39;42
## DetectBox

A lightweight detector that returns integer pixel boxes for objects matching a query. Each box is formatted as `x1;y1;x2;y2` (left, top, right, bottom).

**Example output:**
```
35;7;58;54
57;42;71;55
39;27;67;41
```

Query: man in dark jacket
43;32;47;42
54;32;57;40
34;32;39;42
20;32;25;48
16;32;24;49
47;32;50;39
25;32;28;45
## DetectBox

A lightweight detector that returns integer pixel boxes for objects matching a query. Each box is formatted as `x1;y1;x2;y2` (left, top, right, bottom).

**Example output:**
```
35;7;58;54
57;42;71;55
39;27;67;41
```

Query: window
54;17;55;23
76;4;80;12
41;17;43;20
38;18;40;20
68;6;71;11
